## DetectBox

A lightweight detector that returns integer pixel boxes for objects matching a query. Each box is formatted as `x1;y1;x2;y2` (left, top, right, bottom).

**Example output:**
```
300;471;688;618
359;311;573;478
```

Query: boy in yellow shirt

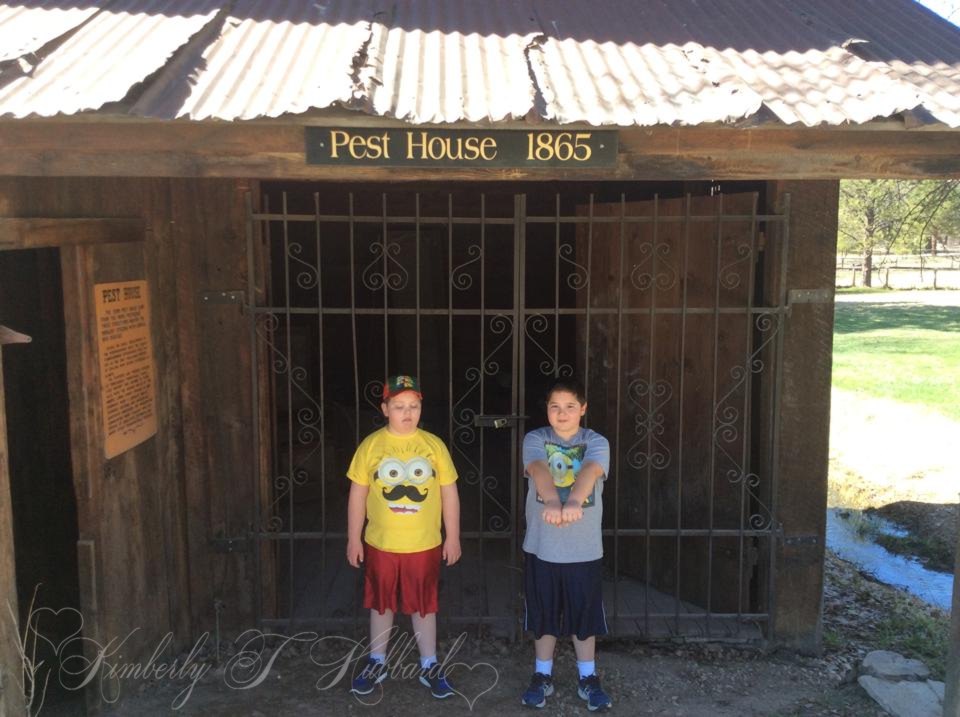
346;375;461;698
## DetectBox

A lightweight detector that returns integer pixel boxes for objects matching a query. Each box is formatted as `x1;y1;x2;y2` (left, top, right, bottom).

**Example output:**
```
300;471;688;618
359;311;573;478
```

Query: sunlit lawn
832;300;960;422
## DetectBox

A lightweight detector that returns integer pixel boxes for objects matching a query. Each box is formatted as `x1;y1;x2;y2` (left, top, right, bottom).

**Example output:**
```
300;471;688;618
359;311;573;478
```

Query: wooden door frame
0;218;142;712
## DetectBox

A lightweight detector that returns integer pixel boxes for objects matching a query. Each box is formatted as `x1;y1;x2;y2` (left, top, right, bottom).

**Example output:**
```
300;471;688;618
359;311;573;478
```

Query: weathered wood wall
765;180;839;652
0;341;27;717
0;178;255;698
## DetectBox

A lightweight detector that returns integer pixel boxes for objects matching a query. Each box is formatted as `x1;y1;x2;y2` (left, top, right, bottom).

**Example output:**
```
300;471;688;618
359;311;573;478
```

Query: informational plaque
94;280;157;458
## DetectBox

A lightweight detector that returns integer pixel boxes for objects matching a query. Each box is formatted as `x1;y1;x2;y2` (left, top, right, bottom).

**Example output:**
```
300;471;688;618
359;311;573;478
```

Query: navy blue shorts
523;552;608;640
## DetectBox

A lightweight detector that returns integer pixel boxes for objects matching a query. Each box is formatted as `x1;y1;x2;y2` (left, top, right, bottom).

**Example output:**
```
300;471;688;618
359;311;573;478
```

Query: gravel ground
49;550;904;717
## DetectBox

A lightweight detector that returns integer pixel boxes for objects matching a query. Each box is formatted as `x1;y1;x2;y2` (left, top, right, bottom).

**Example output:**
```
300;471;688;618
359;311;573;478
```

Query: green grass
874;597;950;680
833;301;960;421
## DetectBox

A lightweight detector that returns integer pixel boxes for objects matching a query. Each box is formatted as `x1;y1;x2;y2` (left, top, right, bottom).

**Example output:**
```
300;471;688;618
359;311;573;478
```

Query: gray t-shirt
521;426;610;563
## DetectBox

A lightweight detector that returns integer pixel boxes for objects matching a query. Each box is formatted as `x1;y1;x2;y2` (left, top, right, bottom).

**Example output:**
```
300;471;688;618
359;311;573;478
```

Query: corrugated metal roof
1;0;960;127
0;0;220;117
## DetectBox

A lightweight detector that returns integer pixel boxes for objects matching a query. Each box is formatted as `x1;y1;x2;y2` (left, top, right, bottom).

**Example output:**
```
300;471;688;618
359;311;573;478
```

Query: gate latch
473;415;528;428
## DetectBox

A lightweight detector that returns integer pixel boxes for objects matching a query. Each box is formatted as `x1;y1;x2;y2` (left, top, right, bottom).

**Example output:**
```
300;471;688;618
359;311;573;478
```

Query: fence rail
836;266;960;289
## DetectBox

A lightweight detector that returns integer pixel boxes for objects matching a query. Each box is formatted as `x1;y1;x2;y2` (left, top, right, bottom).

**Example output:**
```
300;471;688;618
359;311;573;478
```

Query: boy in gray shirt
521;378;612;712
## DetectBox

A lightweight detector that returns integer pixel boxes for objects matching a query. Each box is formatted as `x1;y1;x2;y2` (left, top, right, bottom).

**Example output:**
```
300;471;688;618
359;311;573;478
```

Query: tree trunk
862;251;873;287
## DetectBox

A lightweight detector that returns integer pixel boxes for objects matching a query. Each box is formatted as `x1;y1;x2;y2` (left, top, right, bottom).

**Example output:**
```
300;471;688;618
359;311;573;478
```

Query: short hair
544;377;586;405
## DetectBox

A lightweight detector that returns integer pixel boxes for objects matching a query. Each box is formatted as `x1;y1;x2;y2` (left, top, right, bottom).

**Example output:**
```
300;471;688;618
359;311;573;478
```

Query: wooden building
2;0;960;712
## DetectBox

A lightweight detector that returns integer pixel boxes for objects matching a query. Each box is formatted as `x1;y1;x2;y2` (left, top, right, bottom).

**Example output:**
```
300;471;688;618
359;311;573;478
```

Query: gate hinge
211;535;252;553
786;288;832;313
200;290;245;305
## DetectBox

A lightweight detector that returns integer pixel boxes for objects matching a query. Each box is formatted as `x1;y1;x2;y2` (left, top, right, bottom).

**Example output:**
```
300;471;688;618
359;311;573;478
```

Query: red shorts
363;544;441;617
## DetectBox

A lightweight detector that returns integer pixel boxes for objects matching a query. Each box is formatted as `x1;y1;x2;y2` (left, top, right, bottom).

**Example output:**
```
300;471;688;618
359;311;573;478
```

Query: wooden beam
0;347;27;717
1;121;960;180
0;218;143;249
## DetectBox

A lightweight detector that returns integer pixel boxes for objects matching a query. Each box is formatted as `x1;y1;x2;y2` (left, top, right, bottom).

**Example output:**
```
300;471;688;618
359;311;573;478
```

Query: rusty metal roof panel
0;0;221;118
361;0;541;123
2;0;960;127
0;2;100;62
528;0;960;127
134;0;377;120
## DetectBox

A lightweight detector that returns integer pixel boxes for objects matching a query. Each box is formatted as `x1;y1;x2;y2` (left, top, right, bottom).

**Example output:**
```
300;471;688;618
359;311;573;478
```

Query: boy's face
546;390;586;438
381;391;422;435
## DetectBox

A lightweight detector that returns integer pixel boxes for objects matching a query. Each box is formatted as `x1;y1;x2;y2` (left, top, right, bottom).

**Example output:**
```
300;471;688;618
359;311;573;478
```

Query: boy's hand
542;499;564;526
443;536;462;566
561;498;584;524
346;539;364;567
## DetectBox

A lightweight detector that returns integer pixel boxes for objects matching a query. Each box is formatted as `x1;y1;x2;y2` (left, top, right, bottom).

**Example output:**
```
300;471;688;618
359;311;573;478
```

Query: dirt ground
86;605;885;717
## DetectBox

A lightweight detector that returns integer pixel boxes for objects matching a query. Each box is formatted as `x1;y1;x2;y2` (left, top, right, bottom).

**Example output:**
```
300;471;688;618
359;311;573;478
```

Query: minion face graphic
537;442;595;508
546;443;582;488
374;456;434;514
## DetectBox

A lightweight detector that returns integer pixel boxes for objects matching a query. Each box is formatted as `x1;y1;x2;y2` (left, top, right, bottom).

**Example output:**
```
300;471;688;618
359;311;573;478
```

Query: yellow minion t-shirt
347;427;458;553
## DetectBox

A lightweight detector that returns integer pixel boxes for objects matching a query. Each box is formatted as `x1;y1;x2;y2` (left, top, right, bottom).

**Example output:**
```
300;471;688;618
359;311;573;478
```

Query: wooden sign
94;281;157;459
306;128;618;167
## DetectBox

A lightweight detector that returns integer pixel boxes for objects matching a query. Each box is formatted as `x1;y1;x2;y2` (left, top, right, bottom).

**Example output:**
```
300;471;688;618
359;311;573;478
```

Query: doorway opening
246;181;786;642
0;248;84;711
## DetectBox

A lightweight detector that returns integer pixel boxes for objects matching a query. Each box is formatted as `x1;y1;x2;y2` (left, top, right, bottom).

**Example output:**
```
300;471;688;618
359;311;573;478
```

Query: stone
858;675;941;717
925;680;945;701
860;650;930;681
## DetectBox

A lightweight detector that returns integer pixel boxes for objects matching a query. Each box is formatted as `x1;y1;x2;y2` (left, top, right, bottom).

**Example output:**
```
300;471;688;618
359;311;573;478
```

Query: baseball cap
382;375;422;401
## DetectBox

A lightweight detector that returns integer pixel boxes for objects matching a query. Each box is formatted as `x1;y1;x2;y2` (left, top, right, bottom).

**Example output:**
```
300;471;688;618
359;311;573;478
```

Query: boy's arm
440;483;461;565
526;460;564;526
561;461;605;524
346;481;368;567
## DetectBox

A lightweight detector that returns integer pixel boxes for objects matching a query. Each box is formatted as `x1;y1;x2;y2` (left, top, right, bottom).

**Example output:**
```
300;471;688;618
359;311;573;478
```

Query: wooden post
944;498;960;717
0;326;30;717
765;181;839;653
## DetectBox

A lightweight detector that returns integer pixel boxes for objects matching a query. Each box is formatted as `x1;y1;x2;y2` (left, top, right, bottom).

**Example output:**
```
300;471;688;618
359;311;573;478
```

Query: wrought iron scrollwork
524;314;573;377
255;313;324;533
451;243;482;291
712;312;782;532
719;239;754;290
559;242;589;290
362;235;409;291
287;241;319;290
626;378;673;470
630;238;678;292
449;317;516;534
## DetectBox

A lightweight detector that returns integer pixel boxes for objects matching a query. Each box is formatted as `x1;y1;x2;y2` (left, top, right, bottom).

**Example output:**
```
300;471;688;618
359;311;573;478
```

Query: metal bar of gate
737;194;760;629
768;193;792;636
478;193;487;636
282;192;295;631
644;195;659;638
675;194;692;635
512;193;525;643
612;193;627;632
246;191;263;630
348;193;362;635
313;192;328;633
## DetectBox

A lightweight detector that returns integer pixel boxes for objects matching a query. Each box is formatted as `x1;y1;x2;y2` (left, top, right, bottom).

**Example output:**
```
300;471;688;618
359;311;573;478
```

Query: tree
838;180;960;286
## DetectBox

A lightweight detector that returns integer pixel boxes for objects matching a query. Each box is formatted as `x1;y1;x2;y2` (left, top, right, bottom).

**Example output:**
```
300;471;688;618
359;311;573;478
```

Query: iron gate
245;185;789;642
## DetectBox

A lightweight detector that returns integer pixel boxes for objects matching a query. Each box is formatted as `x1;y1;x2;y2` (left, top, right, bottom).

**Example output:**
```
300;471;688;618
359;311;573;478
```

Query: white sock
370;652;386;664
535;658;553;676
420;655;437;669
577;660;596;679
